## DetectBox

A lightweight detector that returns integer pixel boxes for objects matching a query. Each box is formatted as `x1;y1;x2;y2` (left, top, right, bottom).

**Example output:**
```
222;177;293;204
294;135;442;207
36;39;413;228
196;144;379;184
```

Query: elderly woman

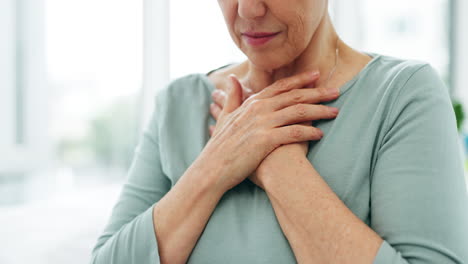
91;1;468;263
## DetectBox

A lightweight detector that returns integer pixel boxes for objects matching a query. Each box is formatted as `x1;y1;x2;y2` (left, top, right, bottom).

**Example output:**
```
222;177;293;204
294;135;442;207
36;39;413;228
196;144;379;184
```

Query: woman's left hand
209;77;334;190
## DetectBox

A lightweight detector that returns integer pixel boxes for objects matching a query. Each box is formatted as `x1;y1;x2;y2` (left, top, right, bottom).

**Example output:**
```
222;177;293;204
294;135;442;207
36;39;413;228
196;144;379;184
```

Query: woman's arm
92;71;328;264
368;65;468;263
256;64;468;263
152;155;226;264
153;72;332;263
91;86;230;264
258;152;383;263
90;90;171;263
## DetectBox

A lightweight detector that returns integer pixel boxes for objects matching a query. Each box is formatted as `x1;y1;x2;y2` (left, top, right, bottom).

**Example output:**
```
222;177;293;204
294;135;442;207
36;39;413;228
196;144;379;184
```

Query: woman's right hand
198;71;340;193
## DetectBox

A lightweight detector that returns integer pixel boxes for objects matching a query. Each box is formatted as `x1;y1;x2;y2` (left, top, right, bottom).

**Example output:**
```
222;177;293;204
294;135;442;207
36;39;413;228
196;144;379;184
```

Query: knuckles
291;90;304;104
244;93;259;105
295;104;307;118
288;126;304;139
274;78;294;93
246;99;263;114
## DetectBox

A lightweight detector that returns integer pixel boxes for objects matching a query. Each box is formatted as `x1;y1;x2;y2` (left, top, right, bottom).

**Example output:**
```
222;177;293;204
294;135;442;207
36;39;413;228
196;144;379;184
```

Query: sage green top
91;53;468;264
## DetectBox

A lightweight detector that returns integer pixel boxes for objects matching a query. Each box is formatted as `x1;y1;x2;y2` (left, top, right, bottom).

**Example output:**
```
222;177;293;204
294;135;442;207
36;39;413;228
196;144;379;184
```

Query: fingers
211;83;252;107
271;104;339;127
210;102;222;121
268;87;340;111
255;71;320;100
211;90;226;107
209;75;251;138
224;74;243;113
272;124;324;145
209;125;215;136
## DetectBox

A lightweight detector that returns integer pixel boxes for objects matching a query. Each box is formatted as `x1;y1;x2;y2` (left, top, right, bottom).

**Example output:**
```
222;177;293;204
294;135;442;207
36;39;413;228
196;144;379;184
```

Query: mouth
241;31;281;47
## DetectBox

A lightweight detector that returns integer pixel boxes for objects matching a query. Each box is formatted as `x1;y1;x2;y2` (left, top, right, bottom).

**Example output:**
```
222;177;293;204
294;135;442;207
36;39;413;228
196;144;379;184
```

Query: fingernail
229;74;238;84
329;88;340;96
318;129;324;138
311;71;320;77
329;107;339;114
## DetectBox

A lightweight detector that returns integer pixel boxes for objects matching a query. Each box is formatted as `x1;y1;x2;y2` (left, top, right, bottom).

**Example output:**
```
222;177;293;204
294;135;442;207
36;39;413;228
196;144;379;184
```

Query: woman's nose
237;0;267;19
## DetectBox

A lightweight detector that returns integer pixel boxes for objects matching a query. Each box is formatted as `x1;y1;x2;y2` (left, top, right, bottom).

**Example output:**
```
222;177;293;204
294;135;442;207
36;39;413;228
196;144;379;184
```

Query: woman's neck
240;14;343;93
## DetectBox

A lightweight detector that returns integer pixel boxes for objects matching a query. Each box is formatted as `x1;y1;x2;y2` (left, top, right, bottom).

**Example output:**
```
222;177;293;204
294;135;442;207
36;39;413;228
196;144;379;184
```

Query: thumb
224;74;243;113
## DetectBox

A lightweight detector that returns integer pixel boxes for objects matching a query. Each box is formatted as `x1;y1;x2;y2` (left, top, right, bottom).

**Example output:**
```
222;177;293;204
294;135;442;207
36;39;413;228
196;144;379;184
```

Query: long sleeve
371;65;468;263
90;88;171;264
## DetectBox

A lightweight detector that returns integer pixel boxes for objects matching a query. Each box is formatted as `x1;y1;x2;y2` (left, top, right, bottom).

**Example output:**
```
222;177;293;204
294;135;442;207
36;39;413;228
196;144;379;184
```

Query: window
0;1;464;263
0;0;16;150
169;1;245;80
333;0;450;88
0;1;143;263
46;0;143;180
0;0;50;204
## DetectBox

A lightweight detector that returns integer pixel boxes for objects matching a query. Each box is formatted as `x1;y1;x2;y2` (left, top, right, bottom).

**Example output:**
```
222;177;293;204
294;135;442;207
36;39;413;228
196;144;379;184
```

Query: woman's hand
207;72;340;191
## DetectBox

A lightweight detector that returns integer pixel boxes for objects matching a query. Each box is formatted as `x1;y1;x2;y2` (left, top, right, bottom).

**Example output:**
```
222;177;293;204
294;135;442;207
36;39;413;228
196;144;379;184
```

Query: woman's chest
157;90;388;262
158;92;382;222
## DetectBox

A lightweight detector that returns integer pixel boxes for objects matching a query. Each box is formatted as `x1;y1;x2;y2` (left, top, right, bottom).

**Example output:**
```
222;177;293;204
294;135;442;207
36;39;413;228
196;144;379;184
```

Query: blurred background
0;0;467;263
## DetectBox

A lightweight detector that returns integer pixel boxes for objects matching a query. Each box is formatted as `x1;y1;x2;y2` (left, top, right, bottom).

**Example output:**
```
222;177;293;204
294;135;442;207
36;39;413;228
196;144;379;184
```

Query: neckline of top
199;51;382;98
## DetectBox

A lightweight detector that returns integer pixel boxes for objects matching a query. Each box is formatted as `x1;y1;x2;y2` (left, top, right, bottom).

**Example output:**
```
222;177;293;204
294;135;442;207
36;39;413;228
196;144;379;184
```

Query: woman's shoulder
367;52;437;83
156;62;245;103
361;52;447;99
158;73;208;99
205;62;247;92
153;74;215;115
365;53;451;125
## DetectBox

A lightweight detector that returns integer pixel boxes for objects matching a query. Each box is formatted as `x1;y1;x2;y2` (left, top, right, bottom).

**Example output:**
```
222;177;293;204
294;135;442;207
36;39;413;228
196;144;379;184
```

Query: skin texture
208;0;383;263
209;0;372;188
152;0;382;263
153;71;340;263
218;0;328;72
209;73;339;190
213;0;372;93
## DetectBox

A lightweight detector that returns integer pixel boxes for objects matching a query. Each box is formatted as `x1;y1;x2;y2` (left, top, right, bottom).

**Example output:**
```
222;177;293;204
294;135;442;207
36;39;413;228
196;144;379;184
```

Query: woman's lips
241;32;280;47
